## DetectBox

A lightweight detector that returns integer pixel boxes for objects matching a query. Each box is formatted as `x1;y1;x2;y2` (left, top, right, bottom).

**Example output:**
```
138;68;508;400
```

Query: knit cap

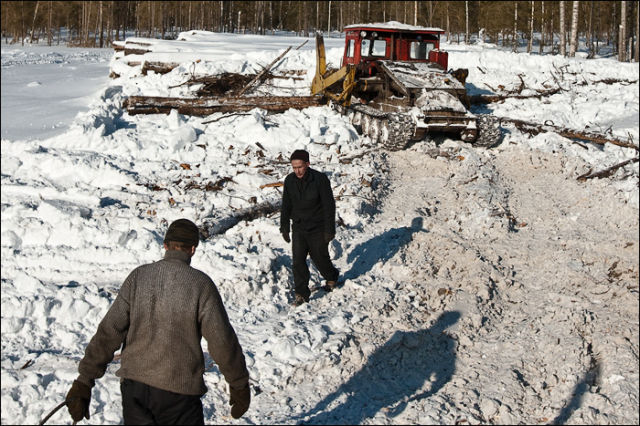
164;219;200;247
290;149;309;163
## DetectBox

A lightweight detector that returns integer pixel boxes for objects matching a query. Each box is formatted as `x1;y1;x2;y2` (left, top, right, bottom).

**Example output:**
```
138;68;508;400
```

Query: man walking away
65;218;251;424
280;149;340;306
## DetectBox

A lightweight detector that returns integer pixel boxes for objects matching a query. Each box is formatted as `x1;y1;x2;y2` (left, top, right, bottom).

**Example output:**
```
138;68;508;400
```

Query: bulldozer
311;22;501;150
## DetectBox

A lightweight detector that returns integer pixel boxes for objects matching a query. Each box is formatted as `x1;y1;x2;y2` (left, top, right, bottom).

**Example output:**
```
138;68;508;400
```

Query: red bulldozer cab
341;22;449;72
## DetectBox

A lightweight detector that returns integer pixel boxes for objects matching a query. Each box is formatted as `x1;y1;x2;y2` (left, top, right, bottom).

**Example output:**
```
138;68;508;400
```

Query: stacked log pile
112;36;319;116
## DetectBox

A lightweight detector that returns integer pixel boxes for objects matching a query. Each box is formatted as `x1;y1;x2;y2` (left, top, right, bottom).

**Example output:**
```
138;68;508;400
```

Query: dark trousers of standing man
292;230;339;299
121;378;204;425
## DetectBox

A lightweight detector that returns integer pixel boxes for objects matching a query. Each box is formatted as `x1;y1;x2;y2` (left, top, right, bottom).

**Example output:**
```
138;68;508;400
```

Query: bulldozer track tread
380;113;416;151
473;115;503;148
340;105;415;151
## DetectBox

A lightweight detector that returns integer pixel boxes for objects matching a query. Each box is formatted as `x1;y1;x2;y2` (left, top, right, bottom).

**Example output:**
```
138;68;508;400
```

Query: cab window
371;39;387;56
346;39;355;57
360;39;371;56
409;41;435;59
361;39;387;57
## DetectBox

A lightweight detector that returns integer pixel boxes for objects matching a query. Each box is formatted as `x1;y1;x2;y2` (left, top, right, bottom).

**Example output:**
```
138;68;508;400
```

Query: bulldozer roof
344;21;445;35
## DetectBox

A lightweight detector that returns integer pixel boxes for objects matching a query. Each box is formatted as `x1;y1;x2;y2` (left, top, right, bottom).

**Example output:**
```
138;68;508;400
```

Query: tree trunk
20;0;25;46
162;1;166;38
528;1;534;53
446;2;450;41
149;1;154;36
414;0;417;26
94;2;100;46
254;0;259;34
124;95;324;116
560;1;566;55
465;1;469;44
548;4;557;53
29;1;39;43
539;1;545;54
513;2;518;52
229;1;234;32
106;1;112;45
619;1;627;61
277;1;281;30
99;1;104;48
200;1;205;30
595;1;601;54
86;1;92;46
328;0;331;33
47;1;52;45
501;117;639;150
634;2;640;62
577;158;639;181
569;1;579;57
587;0;594;58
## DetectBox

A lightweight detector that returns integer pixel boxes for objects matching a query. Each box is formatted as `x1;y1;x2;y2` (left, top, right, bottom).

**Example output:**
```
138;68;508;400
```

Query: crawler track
343;103;502;150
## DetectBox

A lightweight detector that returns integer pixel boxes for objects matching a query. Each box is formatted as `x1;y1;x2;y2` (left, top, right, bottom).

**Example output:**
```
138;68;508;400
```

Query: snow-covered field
2;30;638;425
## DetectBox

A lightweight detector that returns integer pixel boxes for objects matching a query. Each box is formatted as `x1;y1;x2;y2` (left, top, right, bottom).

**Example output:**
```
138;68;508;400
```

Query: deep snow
1;30;638;425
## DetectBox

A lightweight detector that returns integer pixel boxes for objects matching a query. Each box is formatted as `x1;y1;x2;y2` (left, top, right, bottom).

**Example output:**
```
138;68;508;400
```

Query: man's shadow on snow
293;310;461;425
343;217;425;281
551;359;602;425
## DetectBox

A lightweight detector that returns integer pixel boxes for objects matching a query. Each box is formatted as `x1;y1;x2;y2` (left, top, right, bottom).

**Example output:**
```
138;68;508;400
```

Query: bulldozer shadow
292;310;461;424
466;82;496;116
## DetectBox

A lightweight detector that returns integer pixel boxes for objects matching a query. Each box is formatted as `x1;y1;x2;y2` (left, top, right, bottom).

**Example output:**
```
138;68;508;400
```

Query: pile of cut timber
113;35;322;116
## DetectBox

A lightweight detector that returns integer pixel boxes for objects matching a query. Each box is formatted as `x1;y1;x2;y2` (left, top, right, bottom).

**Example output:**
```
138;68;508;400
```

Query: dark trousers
121;378;204;425
292;230;339;298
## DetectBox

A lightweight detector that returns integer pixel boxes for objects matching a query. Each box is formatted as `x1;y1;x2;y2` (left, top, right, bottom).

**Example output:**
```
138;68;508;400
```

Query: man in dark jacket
65;219;251;424
280;149;339;306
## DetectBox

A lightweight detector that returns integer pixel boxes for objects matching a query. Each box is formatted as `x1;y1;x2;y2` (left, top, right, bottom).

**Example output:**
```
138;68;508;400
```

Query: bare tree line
1;1;638;61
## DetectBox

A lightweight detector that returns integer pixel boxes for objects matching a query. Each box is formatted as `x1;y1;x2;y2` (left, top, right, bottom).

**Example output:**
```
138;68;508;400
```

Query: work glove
229;384;251;419
282;232;291;243
66;380;91;422
324;232;335;244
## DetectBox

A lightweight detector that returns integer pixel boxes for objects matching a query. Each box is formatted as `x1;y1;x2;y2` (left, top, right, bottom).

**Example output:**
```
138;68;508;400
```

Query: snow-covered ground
1;30;638;425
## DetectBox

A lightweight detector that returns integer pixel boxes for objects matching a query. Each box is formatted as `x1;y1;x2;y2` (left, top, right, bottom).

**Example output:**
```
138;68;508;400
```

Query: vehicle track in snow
283;137;639;425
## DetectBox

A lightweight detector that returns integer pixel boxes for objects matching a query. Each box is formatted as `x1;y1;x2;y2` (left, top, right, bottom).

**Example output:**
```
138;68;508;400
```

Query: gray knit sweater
77;250;249;395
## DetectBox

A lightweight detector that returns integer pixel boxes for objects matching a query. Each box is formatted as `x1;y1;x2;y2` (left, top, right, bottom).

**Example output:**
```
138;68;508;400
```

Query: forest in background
1;1;638;61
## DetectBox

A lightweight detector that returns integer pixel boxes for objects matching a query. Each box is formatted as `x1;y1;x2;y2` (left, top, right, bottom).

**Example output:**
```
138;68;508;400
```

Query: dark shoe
293;294;309;306
324;280;337;292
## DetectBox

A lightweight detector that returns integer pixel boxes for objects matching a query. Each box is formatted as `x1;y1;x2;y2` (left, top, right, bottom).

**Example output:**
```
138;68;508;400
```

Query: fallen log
142;61;180;75
121;40;153;56
199;201;281;238
123;47;151;56
259;182;284;189
471;77;637;105
470;87;562;104
124;95;325;115
500;117;639;151
577;157;639;181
